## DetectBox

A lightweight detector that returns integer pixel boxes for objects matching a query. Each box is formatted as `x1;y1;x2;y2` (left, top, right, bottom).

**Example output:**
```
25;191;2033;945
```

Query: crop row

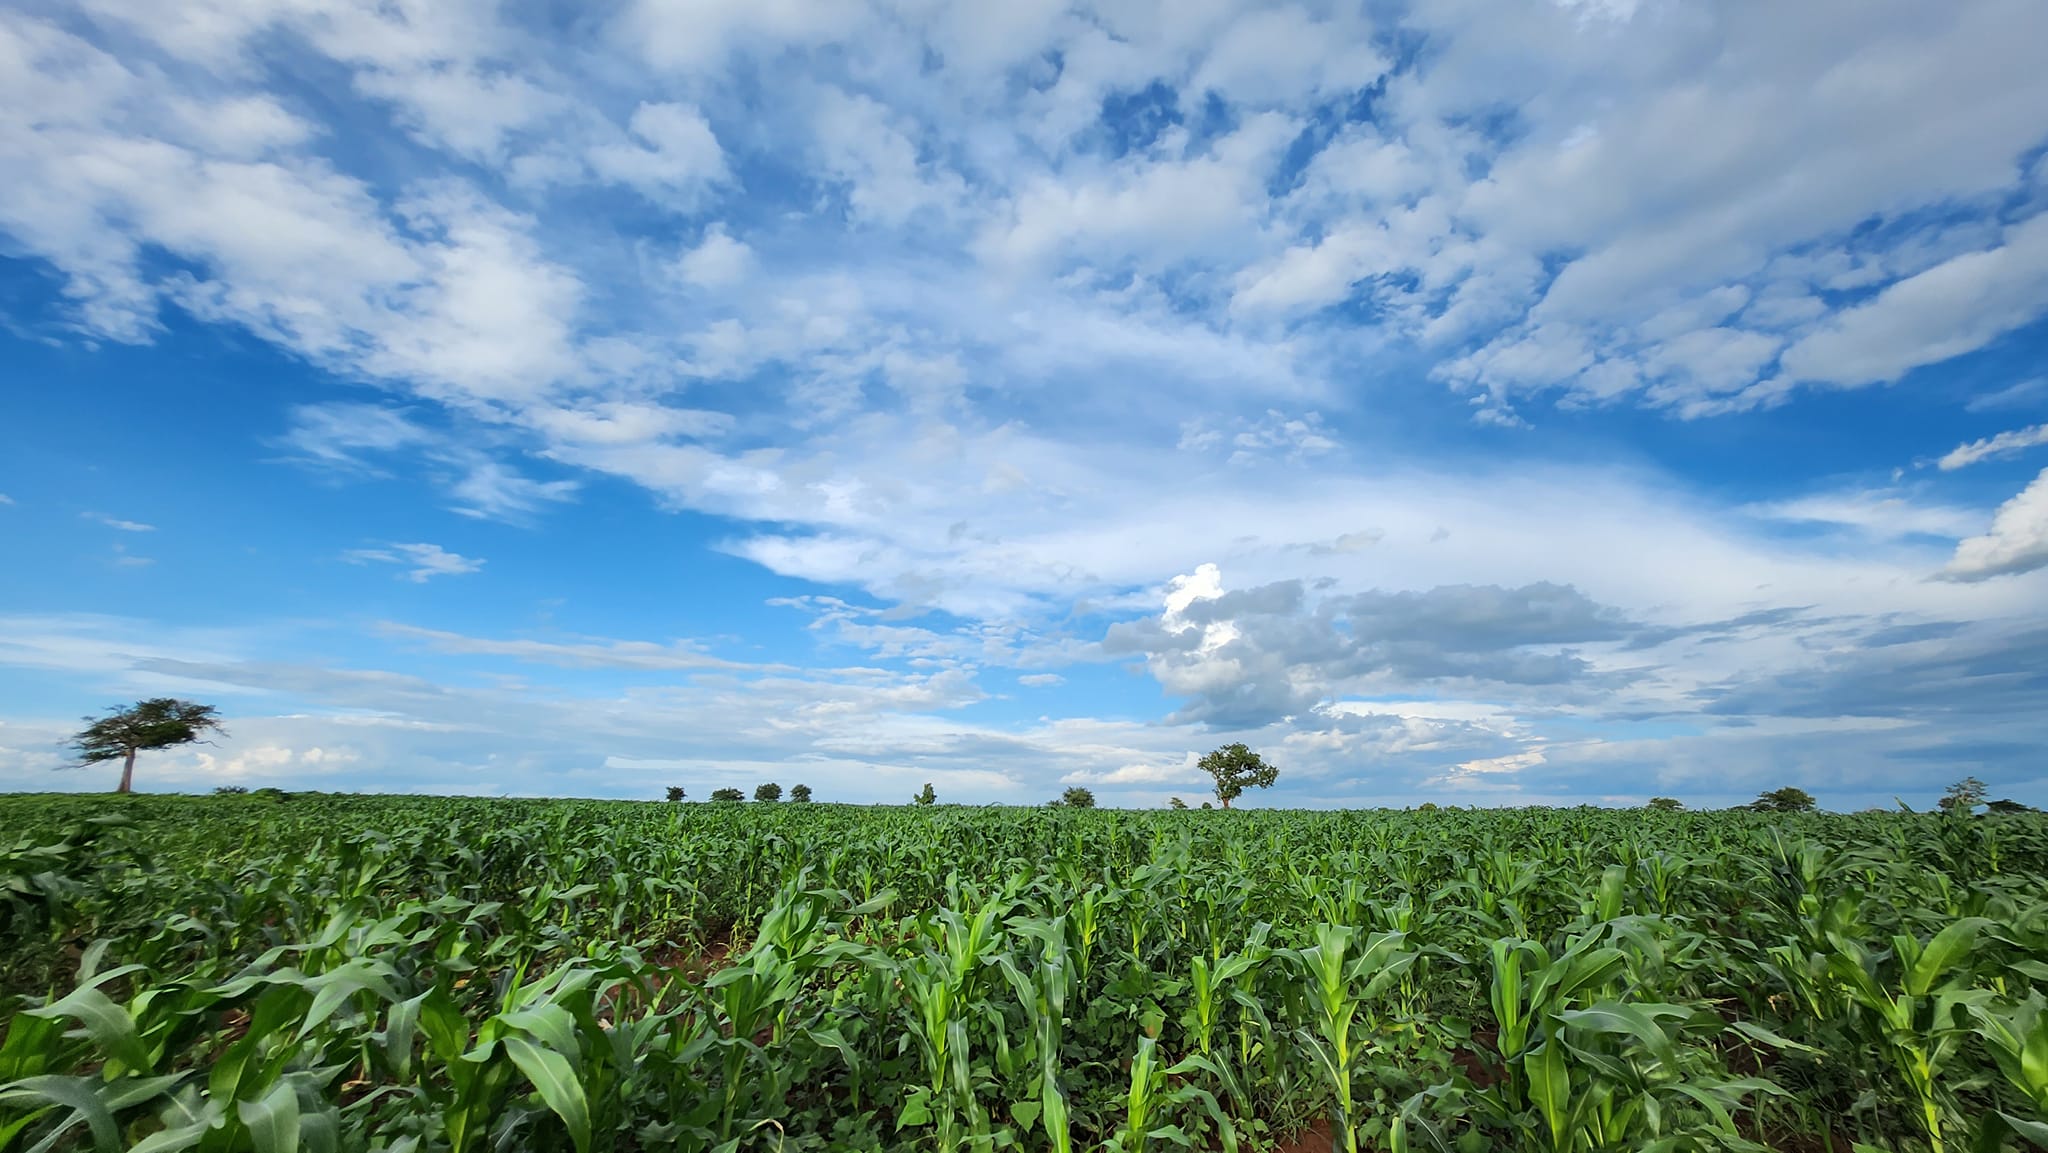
2;796;2046;1151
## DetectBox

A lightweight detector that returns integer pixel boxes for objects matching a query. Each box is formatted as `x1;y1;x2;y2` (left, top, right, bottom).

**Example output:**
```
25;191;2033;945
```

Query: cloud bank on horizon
2;0;2047;808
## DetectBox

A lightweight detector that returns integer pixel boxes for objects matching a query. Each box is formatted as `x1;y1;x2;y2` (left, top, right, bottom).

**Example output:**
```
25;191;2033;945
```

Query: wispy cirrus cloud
83;512;155;532
1940;424;2048;471
342;543;484;583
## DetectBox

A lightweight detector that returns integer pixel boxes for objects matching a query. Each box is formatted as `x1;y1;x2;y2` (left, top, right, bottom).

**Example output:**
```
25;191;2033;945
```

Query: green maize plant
1283;924;1418;1153
0;793;2045;1151
1968;990;2048;1147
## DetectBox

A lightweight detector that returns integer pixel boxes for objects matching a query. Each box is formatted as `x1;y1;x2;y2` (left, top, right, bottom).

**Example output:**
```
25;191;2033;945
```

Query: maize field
3;793;2047;1152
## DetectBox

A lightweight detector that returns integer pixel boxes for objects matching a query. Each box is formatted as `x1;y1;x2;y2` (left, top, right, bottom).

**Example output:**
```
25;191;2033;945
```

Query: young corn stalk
1825;918;1993;1153
1285;925;1418;1153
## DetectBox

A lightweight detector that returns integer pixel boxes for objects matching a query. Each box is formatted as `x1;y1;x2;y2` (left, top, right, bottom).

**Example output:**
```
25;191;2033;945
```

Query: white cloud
622;0;869;74
83;512;155;532
277;403;432;470
1967;377;2048;413
442;455;577;522
676;225;754;288
1744;491;1981;541
1942;469;2048;582
587;102;729;207
343;542;485;582
1780;214;2048;390
4;0;2048;808
811;87;964;227
1938;423;2048;471
1017;673;1064;687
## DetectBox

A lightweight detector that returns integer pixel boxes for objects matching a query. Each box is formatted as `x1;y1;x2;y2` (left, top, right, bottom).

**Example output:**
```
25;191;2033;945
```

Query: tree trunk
1219;796;1230;809
117;747;137;794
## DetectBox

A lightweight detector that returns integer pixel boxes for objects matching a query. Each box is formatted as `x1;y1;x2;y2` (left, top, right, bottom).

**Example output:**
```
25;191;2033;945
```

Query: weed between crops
1;795;2046;1151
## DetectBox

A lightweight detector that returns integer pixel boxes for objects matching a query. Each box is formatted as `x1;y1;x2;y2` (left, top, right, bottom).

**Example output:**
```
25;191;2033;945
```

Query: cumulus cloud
1106;566;1634;726
1941;470;2048;582
4;0;2048;807
676;225;754;288
587;102;729;207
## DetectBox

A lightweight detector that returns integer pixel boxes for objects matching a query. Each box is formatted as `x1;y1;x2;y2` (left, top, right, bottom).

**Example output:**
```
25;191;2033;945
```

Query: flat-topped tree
1199;743;1278;809
1746;786;1816;813
72;698;225;794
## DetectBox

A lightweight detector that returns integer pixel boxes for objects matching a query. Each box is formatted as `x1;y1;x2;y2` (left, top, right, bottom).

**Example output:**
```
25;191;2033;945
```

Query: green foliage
913;782;937;806
1987;798;2038;814
1939;776;1988;814
753;783;782;803
665;786;686;803
1647;796;1683;811
69;698;226;793
1748;786;1818;812
789;784;812;803
709;788;745;803
1167;797;1187;810
1059;787;1096;809
0;793;2044;1153
1197;743;1278;809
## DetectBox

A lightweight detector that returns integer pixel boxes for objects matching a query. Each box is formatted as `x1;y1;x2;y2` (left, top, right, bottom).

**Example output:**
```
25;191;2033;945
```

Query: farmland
4;794;2047;1152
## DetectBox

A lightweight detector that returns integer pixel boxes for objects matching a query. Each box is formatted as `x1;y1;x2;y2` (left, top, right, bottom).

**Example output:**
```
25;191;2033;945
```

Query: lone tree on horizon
1745;786;1817;813
72;698;225;794
1199;743;1278;809
754;782;783;803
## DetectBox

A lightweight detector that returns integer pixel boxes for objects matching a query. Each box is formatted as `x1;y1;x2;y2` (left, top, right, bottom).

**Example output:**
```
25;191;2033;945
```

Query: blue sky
3;0;2047;809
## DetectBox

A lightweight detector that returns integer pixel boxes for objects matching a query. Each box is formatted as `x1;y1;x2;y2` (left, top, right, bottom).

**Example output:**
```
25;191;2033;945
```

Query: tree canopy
789;784;813;803
1197;743;1279;809
1746;786;1817;813
71;698;225;794
1938;776;1988;814
1059;786;1096;809
754;782;783;803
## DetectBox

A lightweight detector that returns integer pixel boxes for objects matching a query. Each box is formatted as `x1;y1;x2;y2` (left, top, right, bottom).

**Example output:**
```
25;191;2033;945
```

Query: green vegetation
67;698;225;794
1057;787;1096;809
753;782;783;803
2;792;2046;1152
1746;786;1818;813
789;784;812;804
1198;743;1279;809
